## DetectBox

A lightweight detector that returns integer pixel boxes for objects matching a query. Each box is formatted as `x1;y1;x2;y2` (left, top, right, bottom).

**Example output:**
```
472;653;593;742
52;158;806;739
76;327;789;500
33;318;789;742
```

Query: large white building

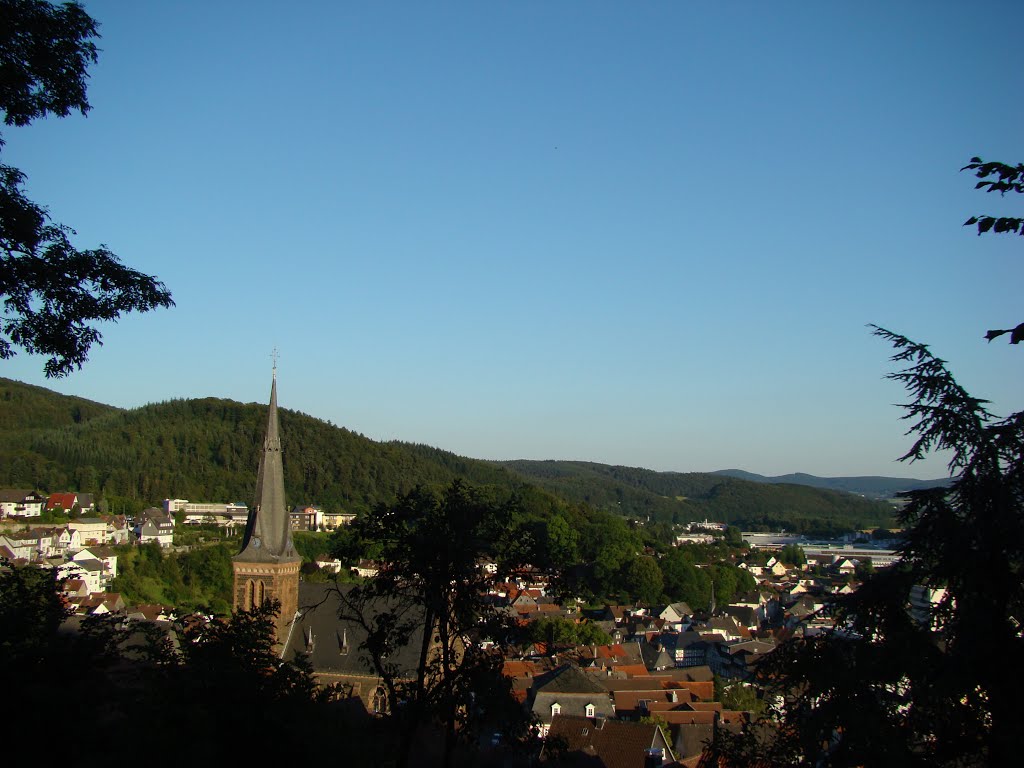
164;498;249;526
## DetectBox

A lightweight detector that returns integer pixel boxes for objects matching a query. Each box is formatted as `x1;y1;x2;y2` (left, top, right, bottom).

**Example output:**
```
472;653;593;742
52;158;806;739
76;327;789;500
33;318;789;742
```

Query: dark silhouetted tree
961;157;1023;345
708;327;1024;767
335;480;531;768
1;0;173;376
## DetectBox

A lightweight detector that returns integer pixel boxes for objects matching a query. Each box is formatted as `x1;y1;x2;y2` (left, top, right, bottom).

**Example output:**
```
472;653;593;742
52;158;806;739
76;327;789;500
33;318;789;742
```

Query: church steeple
232;361;301;642
236;365;298;562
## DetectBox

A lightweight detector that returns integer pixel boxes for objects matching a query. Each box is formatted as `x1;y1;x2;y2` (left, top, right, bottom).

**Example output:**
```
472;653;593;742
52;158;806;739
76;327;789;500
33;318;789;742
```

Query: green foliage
501;459;895;532
623;556;664;605
718;679;765;717
660;548;712;609
578;510;644;599
292;530;332;562
0;557;69;663
778;543;806;566
524;615;613;649
0;378;895;543
112;542;234;614
337;480;532;768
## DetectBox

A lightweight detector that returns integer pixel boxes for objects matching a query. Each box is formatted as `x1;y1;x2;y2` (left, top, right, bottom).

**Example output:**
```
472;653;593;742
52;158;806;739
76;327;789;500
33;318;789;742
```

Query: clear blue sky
4;1;1022;480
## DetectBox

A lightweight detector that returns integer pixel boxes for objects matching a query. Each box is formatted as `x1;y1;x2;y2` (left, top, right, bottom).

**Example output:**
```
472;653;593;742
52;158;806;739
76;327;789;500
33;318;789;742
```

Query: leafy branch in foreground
961;157;1023;345
1;0;173;376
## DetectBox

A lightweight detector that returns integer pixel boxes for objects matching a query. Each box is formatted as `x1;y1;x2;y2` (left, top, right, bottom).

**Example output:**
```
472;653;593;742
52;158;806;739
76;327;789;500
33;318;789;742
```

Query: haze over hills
712;469;952;500
0;377;904;533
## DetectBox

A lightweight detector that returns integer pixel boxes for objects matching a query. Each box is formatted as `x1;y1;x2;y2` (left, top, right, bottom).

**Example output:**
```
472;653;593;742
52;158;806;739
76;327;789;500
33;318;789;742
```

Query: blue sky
3;1;1022;480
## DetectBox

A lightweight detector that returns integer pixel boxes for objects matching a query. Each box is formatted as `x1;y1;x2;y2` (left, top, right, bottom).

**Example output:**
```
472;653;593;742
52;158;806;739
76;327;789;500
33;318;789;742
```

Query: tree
724;524;744;547
778;543;806;567
623;555;664;604
708;327;1024;766
660;547;711;609
334;480;530;768
961;157;1023;344
1;0;173;377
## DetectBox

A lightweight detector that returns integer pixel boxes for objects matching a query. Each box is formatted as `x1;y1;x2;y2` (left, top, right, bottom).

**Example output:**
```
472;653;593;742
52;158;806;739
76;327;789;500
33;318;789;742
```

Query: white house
0;490;46;518
73;547;118;583
57;560;103;593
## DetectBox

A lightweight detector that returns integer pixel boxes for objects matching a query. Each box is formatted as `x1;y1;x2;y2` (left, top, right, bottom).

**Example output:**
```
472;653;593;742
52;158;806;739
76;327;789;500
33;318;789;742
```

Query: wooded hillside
0;377;895;532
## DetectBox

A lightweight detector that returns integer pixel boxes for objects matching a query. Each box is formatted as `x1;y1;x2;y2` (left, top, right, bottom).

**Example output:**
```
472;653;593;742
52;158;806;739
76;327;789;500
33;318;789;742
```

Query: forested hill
0;378;118;430
0;377;522;514
495;460;896;533
0;378;893;532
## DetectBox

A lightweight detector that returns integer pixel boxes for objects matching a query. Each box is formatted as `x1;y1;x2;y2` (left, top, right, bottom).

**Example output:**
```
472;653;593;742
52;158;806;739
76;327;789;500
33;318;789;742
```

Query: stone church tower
232;366;301;643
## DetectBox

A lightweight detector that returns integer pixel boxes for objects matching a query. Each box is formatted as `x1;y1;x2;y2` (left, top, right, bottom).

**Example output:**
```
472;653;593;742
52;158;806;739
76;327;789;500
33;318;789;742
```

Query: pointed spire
235;365;299;563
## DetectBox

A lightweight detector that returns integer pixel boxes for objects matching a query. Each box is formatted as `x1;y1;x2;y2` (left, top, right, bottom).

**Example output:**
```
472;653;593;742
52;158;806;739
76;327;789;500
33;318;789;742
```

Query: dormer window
551;703;561;717
585;703;596;718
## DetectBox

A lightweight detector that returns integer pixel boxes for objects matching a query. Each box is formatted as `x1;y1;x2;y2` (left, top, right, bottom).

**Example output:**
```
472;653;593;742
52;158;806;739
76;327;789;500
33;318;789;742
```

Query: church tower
232;363;301;643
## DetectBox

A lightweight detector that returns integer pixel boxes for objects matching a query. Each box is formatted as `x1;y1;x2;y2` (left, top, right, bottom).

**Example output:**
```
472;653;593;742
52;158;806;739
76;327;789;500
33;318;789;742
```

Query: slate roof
235;373;300;565
282;582;425;679
0;489;34;503
533;663;610;695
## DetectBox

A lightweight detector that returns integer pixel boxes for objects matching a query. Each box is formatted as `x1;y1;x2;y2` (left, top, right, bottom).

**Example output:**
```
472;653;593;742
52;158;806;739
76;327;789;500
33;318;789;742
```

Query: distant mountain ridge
711;469;952;499
0;377;897;533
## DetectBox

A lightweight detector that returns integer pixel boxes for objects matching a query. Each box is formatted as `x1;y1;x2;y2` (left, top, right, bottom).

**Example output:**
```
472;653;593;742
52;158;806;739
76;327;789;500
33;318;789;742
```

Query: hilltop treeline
499;460;895;534
0;378;893;533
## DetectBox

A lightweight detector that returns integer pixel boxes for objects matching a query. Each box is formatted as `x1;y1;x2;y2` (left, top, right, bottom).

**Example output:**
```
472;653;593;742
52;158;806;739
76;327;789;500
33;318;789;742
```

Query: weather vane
271;347;279;378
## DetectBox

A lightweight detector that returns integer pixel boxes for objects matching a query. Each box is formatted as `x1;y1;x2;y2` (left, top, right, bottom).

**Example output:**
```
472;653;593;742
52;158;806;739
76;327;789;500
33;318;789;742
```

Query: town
0;381;907;767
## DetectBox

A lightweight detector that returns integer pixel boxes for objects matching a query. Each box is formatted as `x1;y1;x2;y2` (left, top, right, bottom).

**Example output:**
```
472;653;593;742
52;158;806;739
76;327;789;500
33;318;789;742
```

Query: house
0;489;46;518
57;559;103;593
70;592;126;616
708;639;776;680
69;518;109;546
721;604;760;631
529;663;614;736
73;547;118;583
353;559;379;578
656;602;693;626
57;526;83;553
0;533;40;561
104;515;132;545
62;578;90;599
0;529;59;559
46;492;94;514
540;714;676;767
658;632;719;668
314;554;344;573
702;616;745;642
126;604;174;622
135;508;174;547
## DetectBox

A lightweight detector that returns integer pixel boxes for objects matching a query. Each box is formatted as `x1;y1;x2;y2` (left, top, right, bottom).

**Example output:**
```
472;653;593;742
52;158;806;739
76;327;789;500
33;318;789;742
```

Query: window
371;686;388;715
585;703;596;718
551;703;561;717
